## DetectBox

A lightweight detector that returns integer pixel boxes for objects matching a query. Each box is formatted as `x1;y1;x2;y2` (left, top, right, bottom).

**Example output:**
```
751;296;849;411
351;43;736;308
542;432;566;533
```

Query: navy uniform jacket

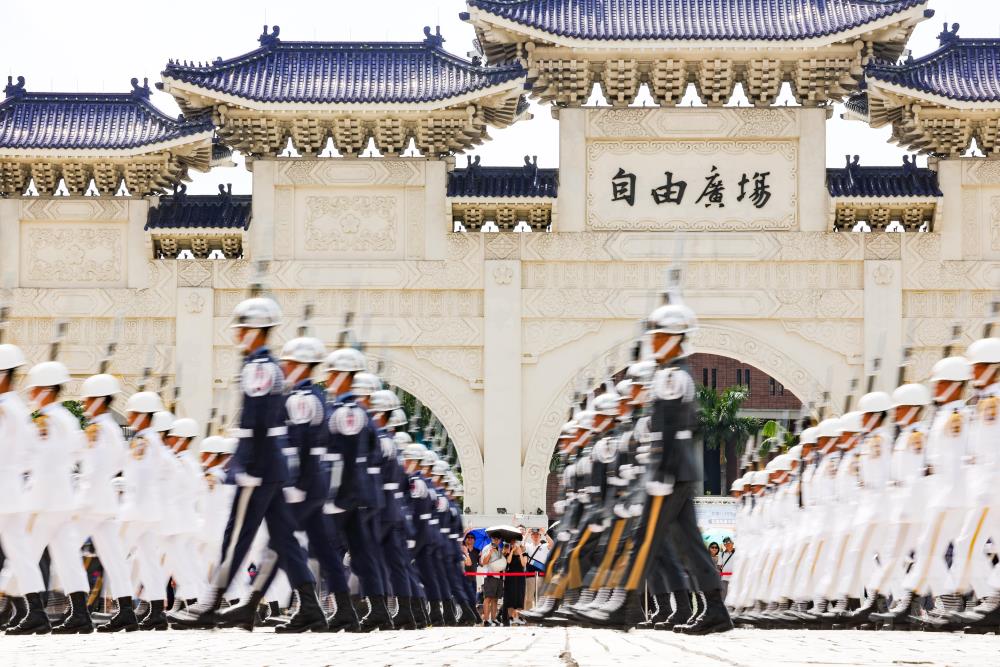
650;359;700;483
283;379;330;501
232;347;289;484
406;470;437;552
328;392;379;510
362;418;385;512
378;429;405;524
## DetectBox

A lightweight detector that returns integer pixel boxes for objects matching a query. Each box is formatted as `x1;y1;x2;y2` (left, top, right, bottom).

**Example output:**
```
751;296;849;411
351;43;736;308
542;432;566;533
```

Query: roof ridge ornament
423;25;444;48
937;22;960;47
130;77;151;100
218;183;233;200
4;75;26;100
259;24;280;48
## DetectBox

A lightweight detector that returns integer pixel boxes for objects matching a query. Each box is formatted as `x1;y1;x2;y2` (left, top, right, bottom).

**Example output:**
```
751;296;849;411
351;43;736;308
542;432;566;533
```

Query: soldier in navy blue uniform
367;389;422;630
174;297;326;633
394;432;432;628
402;442;450;626
324;348;393;631
430;460;477;626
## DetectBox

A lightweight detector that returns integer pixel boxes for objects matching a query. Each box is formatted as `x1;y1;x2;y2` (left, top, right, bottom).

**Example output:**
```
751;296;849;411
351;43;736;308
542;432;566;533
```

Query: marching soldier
175;297;325;633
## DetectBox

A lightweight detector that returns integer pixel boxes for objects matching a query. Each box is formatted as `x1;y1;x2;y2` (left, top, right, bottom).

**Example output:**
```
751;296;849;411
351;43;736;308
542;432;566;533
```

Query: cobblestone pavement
3;626;997;666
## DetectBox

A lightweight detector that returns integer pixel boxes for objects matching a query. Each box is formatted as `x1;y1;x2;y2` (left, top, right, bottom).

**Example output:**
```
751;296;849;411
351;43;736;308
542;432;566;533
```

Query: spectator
479;535;505;626
501;540;527;625
522;527;552;611
708;541;721;572
720;537;736;599
461;533;481;614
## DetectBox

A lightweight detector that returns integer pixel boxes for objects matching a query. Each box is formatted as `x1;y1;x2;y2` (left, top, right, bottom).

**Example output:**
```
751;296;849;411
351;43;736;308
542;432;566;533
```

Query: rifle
297;303;314;338
137;346;155;392
97;316;123;375
49;320;68;362
922;323;963;476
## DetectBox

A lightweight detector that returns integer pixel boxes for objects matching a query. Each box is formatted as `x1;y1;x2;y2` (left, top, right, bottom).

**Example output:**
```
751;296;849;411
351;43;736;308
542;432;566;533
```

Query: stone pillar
127;199;150;289
251;160;276;261
0;199;19;286
864;259;902;387
936;159;964;260
176;287;215;438
797;108;829;232
557;108;586;232
424;161;448;260
482;258;522;513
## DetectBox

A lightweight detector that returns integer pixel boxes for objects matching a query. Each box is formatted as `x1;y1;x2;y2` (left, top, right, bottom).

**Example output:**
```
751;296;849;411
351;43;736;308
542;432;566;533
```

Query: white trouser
839;497;884;600
950;500;1000;596
0;513;45;594
123;522;166;601
163;533;204;601
903;506;963;596
21;512;89;595
77;516;133;600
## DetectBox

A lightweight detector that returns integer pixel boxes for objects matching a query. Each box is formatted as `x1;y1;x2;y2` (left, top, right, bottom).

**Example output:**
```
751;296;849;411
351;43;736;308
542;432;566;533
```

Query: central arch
521;322;831;513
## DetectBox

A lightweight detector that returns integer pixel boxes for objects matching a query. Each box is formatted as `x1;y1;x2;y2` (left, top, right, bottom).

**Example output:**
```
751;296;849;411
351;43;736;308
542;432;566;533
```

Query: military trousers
293;499;350;594
336;507;386;597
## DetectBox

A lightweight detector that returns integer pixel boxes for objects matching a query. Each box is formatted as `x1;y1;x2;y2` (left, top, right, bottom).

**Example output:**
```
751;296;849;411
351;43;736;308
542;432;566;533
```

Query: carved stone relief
20;223;125;287
301;194;399;255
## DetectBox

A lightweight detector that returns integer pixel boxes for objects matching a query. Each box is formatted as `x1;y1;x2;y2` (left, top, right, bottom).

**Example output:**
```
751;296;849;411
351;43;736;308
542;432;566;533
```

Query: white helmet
169;417;199;439
199;435;226;454
787;444;803;461
771;455;793;472
731;476;747;491
325;348;366;373
0;343;26;371
930;356;972;383
558;421;578;440
750;470;769;486
892;383;932;407
968;337;1000;365
402;442;427;461
389;408;408;428
280;337;326;365
858;391;892;414
351;372;381;397
647;303;697;336
817;418;842;439
593;392;622;416
839;411;863;434
230;297;282;329
615;379;633;397
420;449;439;467
626;360;656;385
80;373;121;398
431;460;450;477
25;361;70;388
575;410;597;433
798;426;818;445
222;437;239;454
369;389;400;413
152;410;175;433
394;431;414;447
124;391;165;415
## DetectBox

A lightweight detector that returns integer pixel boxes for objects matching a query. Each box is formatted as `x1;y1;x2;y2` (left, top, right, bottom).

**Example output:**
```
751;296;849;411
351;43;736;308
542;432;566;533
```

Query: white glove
235;472;262;488
553;500;567;515
323;502;345;514
645;480;673;496
613;503;631;519
407;540;416;549
283;487;307;504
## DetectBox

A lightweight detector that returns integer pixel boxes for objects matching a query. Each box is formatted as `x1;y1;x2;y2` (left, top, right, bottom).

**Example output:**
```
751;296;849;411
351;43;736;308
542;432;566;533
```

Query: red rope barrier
464;571;544;577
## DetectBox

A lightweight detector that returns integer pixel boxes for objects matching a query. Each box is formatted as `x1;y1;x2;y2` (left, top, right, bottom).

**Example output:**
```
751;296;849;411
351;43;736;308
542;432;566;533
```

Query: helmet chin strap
285;365;306;386
976;363;1000;388
29;387;51;411
896;406;920;426
128;413;145;430
936;381;961;404
652;334;682;361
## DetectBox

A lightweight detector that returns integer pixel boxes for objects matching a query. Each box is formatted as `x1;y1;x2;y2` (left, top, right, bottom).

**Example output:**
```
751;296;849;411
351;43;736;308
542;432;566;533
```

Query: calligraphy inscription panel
586;140;798;231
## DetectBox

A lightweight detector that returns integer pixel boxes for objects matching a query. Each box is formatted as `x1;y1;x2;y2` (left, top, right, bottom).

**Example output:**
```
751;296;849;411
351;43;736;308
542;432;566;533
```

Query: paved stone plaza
3;627;997;666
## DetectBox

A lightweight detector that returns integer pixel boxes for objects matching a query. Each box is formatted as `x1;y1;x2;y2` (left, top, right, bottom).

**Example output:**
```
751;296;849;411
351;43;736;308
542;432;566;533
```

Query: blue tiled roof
866;36;1000;103
827;159;941;198
844;91;869;119
162;26;527;104
448;157;558;197
146;185;252;230
0;77;212;151
464;0;929;42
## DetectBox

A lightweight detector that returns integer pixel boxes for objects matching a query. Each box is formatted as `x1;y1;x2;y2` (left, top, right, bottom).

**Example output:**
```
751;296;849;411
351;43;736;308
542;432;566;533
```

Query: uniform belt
268;426;287;437
367;467;380;474
281;447;297;456
439;528;449;534
232;428;252;438
429;519;439;525
323;453;342;462
676;430;692;439
310;447;326;456
419;513;432;519
394;492;404;499
384;482;400;490
357;457;367;463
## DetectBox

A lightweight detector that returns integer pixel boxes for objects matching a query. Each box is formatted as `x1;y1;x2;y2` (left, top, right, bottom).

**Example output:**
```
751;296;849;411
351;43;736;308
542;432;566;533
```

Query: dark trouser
293;499;350;594
647;534;690;595
214;483;314;591
430;542;454;599
446;542;471;606
336;508;386;596
414;543;441;600
625;481;721;593
379;520;412;598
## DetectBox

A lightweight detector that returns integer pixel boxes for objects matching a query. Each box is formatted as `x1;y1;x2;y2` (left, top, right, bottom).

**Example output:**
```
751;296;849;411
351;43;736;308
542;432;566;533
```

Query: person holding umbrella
480;525;520;626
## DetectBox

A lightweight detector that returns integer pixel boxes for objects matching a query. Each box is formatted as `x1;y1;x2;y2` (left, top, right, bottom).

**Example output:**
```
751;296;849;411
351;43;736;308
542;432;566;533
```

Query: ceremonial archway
520;322;834;512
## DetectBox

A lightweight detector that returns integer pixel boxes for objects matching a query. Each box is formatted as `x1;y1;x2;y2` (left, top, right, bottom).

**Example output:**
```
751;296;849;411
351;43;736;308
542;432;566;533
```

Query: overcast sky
2;0;993;194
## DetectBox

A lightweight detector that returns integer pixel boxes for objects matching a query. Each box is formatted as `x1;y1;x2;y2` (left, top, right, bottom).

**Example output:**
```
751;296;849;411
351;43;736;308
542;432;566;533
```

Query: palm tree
757;419;797;461
696;385;760;492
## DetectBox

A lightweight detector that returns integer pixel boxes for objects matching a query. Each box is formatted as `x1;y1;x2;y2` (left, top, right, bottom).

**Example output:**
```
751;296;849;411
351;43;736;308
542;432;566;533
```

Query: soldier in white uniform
76;373;138;633
161;417;207;616
0;344;49;635
196;436;237;598
11;362;92;634
119;391;171;631
798;417;843;620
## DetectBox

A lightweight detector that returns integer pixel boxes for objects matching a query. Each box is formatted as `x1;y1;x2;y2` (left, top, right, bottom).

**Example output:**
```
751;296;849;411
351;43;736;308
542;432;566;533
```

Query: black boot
443;598;460;626
216;591;263;631
655;590;693;630
0;597;26;630
52;592;94;634
413;597;431;628
676;589;733;635
636;593;669;629
170;588;223;629
581;588;645;629
428;599;446;626
458;600;478;627
138;600;168;631
6;593;52;635
97;597;139;633
325;591;361;632
359;595;394;632
275;584;327;634
392;596;418;630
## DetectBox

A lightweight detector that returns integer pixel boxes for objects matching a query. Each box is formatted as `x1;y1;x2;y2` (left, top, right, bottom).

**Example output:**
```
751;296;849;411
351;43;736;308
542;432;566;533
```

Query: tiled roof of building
0;77;212;152
826;158;942;198
447;157;558;197
145;185;252;230
463;0;929;42
161;26;527;105
866;32;1000;102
